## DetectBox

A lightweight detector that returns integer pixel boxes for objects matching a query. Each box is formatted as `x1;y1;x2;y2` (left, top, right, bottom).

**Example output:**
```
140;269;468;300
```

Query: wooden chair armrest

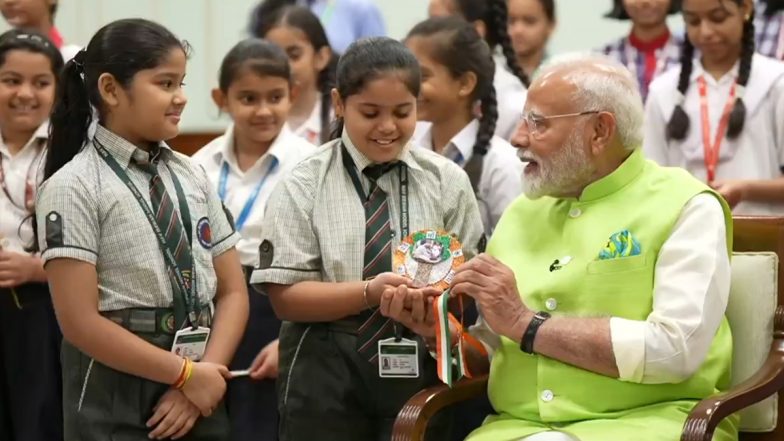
391;375;489;441
681;307;784;441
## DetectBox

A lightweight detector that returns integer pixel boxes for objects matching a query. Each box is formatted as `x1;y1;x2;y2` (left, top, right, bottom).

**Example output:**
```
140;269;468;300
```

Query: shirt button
541;390;554;402
545;298;558;311
569;207;582;218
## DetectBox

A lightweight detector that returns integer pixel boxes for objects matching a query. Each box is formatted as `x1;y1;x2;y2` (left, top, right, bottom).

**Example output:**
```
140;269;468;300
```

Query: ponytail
488;0;529;87
464;85;498;193
329;117;344;142
319;55;338;144
475;85;498;158
44;51;92;181
727;10;755;139
666;37;694;140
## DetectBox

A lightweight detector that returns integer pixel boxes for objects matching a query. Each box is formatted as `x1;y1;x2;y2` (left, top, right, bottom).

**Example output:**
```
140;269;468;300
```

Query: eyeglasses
520;110;600;137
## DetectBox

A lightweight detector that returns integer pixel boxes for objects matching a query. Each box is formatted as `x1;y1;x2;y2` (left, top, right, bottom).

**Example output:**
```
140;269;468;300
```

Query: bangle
172;358;187;388
362;281;373;310
181;359;194;388
173;358;193;389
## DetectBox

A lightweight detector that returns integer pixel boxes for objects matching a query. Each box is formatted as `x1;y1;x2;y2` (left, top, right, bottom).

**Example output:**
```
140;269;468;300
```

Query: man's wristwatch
520;311;551;354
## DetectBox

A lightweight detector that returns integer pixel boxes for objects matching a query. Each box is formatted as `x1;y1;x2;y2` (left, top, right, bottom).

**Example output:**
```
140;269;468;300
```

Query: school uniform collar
563;148;645;203
215;123;292;177
340;129;423;173
0;121;48;159
93;124;172;169
628;28;671;53
417;120;479;166
690;57;740;86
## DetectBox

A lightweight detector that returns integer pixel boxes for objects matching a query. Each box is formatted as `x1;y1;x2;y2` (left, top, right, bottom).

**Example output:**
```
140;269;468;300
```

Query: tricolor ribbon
433;290;488;387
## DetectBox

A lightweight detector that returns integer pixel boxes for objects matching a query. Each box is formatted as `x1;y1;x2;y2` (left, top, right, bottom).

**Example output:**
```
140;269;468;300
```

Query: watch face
393;229;464;290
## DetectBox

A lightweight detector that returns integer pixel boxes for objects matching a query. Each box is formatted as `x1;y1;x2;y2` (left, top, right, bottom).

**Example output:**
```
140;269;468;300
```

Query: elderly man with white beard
378;54;739;441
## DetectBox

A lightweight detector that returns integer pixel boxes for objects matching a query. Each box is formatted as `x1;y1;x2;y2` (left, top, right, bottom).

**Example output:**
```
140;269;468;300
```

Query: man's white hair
534;53;644;151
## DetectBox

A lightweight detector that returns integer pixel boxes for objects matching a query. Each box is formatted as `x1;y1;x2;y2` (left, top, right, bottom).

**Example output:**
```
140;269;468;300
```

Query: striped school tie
135;154;194;329
356;162;399;362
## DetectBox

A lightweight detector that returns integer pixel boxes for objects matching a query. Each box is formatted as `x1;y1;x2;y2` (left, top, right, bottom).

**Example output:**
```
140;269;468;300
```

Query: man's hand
378;285;442;338
146;388;200;440
450;254;532;341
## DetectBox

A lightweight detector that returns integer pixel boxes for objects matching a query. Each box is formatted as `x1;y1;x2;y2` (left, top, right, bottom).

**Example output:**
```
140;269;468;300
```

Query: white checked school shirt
191;123;316;267
414;120;523;237
250;131;484;286
36;125;239;311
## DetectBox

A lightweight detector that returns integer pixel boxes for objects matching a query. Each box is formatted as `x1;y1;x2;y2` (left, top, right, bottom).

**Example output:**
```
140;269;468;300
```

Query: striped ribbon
433;290;487;387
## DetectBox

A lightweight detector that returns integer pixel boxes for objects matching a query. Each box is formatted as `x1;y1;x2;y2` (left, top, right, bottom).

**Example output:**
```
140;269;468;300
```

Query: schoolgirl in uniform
35;18;248;441
601;0;683;101
428;0;529;141
0;28;62;441
251;4;337;145
250;37;484;441
644;0;784;215
407;16;522;237
506;0;556;78
0;0;80;60
755;0;784;59
192;38;316;441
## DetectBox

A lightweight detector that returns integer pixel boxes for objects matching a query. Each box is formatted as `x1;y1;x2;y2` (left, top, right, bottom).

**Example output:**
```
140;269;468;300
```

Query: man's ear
589;111;616;156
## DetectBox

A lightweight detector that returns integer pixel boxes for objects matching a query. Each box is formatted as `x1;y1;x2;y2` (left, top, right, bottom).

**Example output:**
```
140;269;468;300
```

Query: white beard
521;130;596;200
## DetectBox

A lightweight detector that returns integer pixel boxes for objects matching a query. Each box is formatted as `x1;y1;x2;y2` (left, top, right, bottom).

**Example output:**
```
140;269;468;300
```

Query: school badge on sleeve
393;229;464;290
196;217;212;249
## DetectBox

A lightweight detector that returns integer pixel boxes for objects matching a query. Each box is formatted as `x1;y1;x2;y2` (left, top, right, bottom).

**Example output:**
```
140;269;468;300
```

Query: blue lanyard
218;157;278;231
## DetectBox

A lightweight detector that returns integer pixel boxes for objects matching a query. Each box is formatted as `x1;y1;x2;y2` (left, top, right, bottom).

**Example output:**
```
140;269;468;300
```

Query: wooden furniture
391;216;784;441
168;132;221;156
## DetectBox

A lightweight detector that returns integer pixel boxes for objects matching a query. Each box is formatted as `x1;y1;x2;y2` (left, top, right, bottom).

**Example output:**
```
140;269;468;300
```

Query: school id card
378;337;419;378
171;326;210;361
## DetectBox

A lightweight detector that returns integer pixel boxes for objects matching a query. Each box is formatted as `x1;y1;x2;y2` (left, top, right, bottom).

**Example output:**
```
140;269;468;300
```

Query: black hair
534;0;556;22
218;38;291;93
452;0;529;87
250;2;337;144
50;1;58;20
762;0;784;16
328;37;421;141
667;1;753;141
605;0;681;19
407;17;496;191
44;18;188;181
0;28;63;84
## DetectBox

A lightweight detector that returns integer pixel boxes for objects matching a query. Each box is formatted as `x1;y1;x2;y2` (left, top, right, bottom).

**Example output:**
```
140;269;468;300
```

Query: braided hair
407;16;497;192
454;0;529;87
667;1;754;140
251;5;338;144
